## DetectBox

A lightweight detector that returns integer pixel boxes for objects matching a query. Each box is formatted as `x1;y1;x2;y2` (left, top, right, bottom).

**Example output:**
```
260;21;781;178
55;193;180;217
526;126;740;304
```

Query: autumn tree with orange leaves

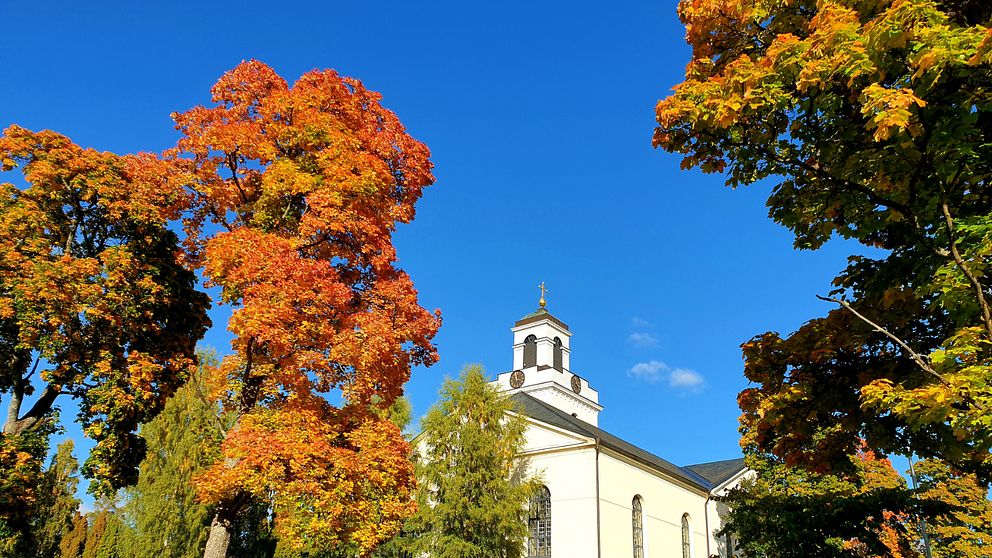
656;0;992;482
0;126;211;547
169;61;440;558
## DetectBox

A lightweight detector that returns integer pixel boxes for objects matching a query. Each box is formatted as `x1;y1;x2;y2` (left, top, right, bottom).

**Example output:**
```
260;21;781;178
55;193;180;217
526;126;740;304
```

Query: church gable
515;414;594;454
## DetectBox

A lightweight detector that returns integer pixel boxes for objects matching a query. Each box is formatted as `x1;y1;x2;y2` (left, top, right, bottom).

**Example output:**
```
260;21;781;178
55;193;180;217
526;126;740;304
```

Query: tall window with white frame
528;485;551;557
681;513;692;558
632;496;644;558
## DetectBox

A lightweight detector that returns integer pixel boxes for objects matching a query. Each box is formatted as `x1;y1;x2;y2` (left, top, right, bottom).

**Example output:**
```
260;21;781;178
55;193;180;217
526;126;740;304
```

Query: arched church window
553;337;563;370
528;485;551;557
681;513;692;558
523;334;537;368
632;496;644;558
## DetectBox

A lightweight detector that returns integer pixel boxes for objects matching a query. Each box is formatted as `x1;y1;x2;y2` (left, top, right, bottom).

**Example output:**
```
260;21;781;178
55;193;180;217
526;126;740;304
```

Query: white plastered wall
520;419;600;558
705;470;754;558
598;449;711;558
512;318;571;371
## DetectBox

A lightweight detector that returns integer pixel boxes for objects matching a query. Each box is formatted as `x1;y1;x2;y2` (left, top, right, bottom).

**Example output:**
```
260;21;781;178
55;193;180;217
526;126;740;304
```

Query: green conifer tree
59;514;87;558
82;511;108;558
400;365;541;558
93;512;131;558
30;439;81;558
122;353;224;558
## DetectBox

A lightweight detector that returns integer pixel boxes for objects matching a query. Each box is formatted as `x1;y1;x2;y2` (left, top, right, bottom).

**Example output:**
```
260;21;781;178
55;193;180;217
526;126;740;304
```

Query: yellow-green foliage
399;365;543;558
658;0;992;481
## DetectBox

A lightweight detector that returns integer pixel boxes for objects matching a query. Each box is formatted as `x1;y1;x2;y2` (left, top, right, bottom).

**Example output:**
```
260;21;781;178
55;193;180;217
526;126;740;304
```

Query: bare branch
818;295;944;381
817;295;986;412
23;357;40;381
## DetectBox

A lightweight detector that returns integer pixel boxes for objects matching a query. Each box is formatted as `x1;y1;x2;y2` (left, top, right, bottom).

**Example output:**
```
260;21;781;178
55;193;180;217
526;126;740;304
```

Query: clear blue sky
2;0;860;499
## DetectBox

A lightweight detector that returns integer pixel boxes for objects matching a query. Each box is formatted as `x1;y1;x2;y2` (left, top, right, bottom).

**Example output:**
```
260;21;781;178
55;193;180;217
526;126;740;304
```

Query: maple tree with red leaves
169;61;440;558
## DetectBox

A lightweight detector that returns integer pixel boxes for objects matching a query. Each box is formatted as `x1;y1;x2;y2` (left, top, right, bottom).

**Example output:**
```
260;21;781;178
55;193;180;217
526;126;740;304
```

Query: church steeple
494;291;602;426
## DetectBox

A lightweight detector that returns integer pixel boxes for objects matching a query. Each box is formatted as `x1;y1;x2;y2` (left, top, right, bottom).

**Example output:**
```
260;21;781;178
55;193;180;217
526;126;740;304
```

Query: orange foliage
0;126;210;494
173;61;439;554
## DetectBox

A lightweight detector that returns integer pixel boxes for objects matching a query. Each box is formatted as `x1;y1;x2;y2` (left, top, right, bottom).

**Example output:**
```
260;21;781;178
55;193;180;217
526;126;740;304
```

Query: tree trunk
2;351;30;433
202;511;233;558
202;495;247;558
3;383;61;435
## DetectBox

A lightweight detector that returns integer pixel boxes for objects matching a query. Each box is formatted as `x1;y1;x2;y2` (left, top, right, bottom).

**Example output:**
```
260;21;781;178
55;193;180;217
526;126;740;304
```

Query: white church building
490;303;748;558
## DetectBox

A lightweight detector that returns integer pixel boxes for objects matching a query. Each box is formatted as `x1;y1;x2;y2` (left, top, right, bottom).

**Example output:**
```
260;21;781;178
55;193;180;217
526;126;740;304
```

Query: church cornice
513;311;570;331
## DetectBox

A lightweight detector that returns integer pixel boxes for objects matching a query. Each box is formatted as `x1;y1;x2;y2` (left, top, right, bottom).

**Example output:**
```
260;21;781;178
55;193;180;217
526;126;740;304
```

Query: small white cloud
628;360;668;383
627;332;660;348
629;361;705;394
669;368;706;392
631;317;652;328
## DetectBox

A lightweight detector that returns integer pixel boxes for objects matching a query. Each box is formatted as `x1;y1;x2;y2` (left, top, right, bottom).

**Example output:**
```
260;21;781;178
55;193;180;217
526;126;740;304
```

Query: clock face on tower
570;375;582;393
510;370;525;389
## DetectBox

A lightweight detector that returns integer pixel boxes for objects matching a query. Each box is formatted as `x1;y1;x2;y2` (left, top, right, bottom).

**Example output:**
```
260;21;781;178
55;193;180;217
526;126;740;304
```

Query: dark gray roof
684;458;747;487
509;392;717;492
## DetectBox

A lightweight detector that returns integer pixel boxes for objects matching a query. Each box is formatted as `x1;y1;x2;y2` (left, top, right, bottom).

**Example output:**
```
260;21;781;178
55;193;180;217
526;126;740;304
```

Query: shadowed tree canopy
170;61;440;558
655;0;992;480
723;448;929;558
0;126;211;496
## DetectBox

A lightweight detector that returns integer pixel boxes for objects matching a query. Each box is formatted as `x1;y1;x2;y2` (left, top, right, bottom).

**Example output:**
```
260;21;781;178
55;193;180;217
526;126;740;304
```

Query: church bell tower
494;284;602;426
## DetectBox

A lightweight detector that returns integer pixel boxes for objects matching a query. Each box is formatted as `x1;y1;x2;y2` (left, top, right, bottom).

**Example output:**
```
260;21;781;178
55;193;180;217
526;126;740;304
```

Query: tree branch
3;383;61;435
23;357;40;382
192;371;228;437
817;295;986;411
226;152;249;204
3;351;30;432
239;337;261;415
940;200;992;339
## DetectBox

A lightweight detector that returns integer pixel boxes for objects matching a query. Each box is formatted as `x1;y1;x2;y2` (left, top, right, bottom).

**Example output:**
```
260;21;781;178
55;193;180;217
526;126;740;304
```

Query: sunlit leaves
399;366;541;558
174;61;439;554
659;0;992;480
0;126;211;495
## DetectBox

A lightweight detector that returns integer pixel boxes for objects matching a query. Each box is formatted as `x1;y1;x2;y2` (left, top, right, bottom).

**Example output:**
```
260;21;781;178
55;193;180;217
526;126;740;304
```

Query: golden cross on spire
538;281;549;309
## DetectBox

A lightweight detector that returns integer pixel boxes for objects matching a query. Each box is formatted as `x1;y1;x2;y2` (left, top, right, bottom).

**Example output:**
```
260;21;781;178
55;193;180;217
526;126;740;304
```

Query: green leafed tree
655;0;992;481
723;448;924;558
398;365;541;558
93;511;132;558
